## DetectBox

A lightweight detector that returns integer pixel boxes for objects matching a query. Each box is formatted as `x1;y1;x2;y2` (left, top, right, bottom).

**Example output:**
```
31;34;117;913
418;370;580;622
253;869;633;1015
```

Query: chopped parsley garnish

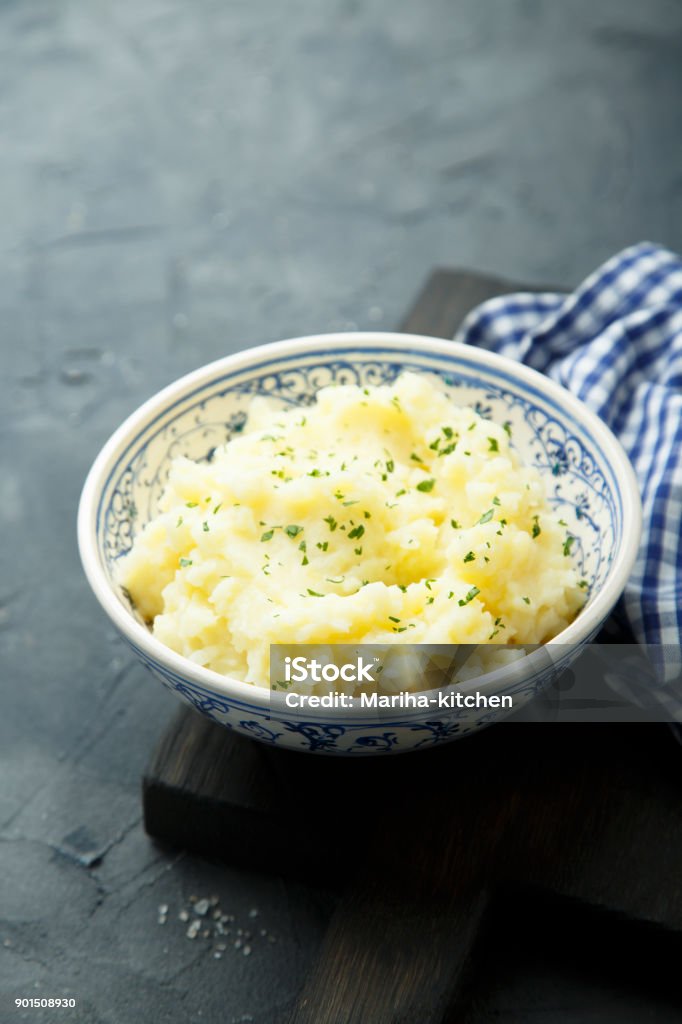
326;576;345;584
260;530;274;542
388;616;401;623
323;515;338;532
531;515;541;539
317;541;329;551
308;469;322;477
458;586;480;607
185;501;198;508
503;421;512;437
492;496;501;506
307;589;324;597
478;508;494;524
202;521;210;532
438;442;457;457
563;536;575;556
354;546;363;556
213;503;222;514
416;478;435;493
284;524;303;538
578;579;589;589
348;524;365;540
364;510;371;519
522;596;530;605
386;459;395;473
442;426;454;439
488;437;499;452
410;453;423;463
429;438;441;451
176;516;183;527
451;519;461;529
463;551;475;563
179;557;193;567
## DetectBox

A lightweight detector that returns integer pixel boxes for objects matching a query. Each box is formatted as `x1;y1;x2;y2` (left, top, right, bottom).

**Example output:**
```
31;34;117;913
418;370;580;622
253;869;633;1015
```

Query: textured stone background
2;1;682;1021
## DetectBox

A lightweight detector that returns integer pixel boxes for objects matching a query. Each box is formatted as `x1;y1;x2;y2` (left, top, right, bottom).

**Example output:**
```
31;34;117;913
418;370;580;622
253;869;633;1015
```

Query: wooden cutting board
143;269;682;1024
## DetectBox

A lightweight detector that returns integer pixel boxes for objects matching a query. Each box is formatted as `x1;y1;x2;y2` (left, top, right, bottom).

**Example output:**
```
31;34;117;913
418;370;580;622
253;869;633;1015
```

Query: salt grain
248;908;259;919
242;945;252;957
179;910;189;922
194;898;210;917
186;920;201;940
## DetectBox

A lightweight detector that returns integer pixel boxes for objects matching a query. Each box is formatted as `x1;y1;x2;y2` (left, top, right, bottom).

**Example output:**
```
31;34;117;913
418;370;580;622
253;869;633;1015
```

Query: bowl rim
78;331;643;710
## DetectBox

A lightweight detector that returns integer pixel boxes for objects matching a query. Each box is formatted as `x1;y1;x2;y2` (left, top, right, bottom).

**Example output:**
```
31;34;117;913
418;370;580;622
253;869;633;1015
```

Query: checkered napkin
454;242;682;711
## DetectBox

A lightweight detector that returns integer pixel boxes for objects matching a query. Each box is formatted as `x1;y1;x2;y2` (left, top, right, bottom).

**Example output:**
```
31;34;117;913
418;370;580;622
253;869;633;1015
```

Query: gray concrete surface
1;0;682;1021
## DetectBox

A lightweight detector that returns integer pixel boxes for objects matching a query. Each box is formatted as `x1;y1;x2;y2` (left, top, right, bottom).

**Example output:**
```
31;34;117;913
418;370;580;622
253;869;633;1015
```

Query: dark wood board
143;269;682;1024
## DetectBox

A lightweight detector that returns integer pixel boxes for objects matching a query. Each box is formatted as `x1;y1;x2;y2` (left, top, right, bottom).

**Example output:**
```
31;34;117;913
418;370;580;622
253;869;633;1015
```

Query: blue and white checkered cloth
455;242;682;708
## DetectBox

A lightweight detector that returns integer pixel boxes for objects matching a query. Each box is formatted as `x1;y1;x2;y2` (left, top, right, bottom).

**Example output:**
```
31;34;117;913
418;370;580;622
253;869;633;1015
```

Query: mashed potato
118;372;585;690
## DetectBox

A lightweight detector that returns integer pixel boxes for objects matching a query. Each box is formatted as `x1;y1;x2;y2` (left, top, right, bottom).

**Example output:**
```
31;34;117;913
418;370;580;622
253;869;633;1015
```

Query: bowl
78;333;642;754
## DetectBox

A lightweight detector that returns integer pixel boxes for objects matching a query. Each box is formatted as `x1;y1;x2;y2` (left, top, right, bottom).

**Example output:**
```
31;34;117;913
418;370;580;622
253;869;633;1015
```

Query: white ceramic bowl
78;333;642;754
